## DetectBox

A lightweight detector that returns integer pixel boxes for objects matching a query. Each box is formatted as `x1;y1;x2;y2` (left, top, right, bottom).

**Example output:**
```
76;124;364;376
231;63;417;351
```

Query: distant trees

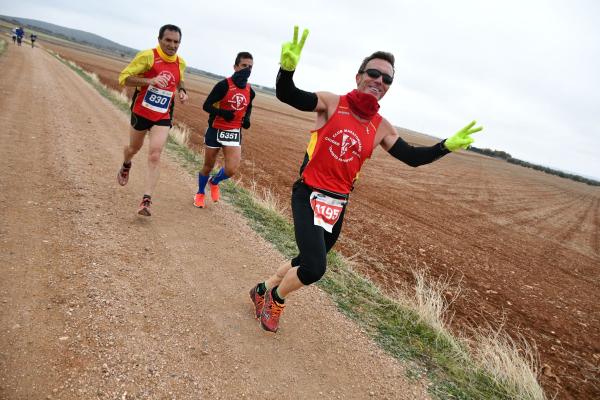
468;146;599;186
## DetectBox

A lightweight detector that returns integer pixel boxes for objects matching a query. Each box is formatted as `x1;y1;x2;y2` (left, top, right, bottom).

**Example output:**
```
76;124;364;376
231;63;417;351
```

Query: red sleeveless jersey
212;78;252;130
301;95;382;195
132;48;181;121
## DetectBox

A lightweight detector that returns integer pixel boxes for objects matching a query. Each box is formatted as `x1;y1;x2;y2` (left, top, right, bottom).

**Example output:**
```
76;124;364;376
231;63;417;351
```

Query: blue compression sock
210;167;229;185
197;173;210;194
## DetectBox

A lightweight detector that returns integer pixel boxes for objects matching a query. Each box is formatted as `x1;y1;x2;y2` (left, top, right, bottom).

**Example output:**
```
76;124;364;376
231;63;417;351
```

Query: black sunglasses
360;68;393;85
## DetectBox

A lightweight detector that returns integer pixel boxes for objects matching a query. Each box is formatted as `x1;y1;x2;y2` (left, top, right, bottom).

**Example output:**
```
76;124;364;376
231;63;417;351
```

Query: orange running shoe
249;285;265;319
117;162;131;186
260;289;285;333
208;179;220;202
138;197;152;216
194;193;206;208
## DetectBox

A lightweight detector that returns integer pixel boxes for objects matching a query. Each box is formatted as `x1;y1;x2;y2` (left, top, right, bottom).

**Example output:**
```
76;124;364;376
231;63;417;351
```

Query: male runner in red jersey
117;24;188;216
194;52;255;208
250;26;483;333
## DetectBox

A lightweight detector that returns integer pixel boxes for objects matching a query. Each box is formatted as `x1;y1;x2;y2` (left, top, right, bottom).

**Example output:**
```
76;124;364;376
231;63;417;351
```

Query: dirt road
0;43;430;398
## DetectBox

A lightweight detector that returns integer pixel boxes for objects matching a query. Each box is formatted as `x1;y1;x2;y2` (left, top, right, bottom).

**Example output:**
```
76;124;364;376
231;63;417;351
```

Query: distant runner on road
15;27;24;47
30;33;37;48
250;26;483;333
116;24;188;216
193;52;255;209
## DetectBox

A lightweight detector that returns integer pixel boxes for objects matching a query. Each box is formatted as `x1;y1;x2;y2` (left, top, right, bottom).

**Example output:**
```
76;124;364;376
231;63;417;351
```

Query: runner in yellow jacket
116;24;188;216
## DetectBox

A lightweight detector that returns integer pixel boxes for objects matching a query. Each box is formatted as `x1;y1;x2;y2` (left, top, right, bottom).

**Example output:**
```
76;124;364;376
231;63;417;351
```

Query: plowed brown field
40;40;600;399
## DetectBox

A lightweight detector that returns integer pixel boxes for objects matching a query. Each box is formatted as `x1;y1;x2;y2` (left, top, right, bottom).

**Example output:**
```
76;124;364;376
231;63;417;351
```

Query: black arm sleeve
275;68;318;111
202;79;228;115
244;88;256;120
387;137;451;167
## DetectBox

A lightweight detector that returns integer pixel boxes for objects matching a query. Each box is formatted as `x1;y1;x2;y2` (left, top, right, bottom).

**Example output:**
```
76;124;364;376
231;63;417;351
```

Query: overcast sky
3;0;599;179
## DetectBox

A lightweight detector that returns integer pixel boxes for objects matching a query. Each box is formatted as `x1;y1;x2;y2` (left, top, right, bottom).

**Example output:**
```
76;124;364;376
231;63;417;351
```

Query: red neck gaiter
346;89;380;120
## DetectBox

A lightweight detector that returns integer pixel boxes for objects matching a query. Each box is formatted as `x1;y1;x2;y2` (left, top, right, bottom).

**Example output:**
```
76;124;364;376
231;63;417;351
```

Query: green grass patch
320;260;511;399
53;49;540;399
0;39;7;56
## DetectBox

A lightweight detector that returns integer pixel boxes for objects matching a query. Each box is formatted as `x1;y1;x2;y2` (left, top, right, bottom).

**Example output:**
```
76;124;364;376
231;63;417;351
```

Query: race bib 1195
309;191;346;233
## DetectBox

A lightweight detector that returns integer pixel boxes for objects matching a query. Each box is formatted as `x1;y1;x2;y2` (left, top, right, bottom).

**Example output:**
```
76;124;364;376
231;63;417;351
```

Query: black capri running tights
290;180;347;285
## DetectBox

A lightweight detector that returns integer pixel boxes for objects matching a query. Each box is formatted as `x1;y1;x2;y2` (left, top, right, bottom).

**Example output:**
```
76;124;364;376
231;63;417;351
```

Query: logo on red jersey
325;129;362;162
228;93;248;110
156;71;175;87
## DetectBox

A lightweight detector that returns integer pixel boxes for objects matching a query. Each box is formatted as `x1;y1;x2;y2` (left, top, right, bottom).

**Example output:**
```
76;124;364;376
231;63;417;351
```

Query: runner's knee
148;149;162;164
224;165;238;177
125;144;141;155
297;261;326;285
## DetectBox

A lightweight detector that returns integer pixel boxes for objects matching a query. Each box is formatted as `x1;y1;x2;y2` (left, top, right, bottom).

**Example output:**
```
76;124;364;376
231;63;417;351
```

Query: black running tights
290;181;346;285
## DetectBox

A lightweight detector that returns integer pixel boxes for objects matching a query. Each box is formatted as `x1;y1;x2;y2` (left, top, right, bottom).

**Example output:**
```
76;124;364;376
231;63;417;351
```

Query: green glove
280;25;309;71
444;121;483;151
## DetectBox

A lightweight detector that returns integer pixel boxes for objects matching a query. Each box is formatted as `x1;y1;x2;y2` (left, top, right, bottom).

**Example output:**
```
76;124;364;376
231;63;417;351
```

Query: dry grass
67;59;78;70
246;179;288;214
86;71;100;85
472;326;546;400
412;268;460;333
115;89;129;105
392;268;461;337
169;123;192;146
80;70;129;108
391;267;546;399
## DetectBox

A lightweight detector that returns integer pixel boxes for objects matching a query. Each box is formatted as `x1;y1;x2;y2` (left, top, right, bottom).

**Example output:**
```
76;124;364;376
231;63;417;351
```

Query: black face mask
232;67;251;88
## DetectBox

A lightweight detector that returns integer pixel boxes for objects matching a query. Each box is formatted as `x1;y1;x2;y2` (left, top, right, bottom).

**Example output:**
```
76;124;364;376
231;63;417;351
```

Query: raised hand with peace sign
444;121;484;151
280;26;309;71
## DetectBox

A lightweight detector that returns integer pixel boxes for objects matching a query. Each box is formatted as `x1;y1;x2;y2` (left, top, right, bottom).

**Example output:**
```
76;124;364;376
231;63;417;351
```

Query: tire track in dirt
502;195;581;232
0;42;431;399
552;194;595;247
